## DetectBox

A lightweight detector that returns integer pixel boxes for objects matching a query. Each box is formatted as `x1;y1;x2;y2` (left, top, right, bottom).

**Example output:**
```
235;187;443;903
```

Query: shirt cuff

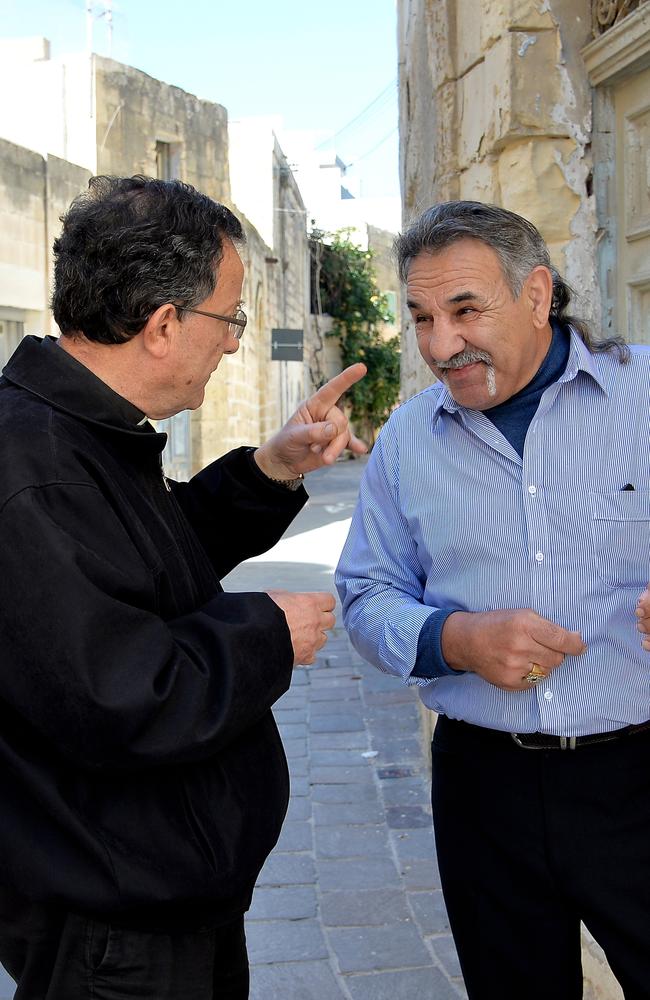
411;609;466;679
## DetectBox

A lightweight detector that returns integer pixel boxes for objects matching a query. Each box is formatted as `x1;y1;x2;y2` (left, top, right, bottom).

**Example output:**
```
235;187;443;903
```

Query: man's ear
524;266;554;329
141;303;179;359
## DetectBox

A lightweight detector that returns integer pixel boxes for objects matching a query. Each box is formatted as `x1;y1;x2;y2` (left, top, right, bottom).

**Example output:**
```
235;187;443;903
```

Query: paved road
0;456;466;1000
225;457;466;999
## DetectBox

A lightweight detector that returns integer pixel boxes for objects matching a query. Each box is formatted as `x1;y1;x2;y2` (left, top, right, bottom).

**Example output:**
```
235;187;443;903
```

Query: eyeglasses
181;306;247;340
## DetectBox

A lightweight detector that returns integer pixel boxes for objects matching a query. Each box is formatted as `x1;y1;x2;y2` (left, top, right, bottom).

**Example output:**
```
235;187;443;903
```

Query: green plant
310;229;400;447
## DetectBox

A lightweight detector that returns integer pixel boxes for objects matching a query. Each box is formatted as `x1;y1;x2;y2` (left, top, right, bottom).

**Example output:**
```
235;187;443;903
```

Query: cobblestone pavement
244;635;467;1000
225;458;467;999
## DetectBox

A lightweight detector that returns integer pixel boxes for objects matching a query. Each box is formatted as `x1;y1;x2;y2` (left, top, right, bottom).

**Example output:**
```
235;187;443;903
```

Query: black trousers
431;716;650;1000
0;890;249;1000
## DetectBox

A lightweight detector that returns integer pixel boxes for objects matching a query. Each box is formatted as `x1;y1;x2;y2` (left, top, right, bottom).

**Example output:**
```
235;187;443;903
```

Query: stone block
310;732;369;750
327;922;431;973
459;29;570;168
313;801;385;826
320;888;411;927
431;934;464;979
582;925;624;999
315;825;390;860
380;777;430;806
276;821;313;853
481;0;556;50
345;966;459;1000
386;805;432;829
256;852;315;887
399;858;443;891
496;138;580;242
408;889;451;934
456;0;484;76
309;749;369;767
316;858;401;892
309;715;365;734
246;918;328;964
459;157;500;201
391;826;436;861
247;886;318;921
311;782;379;804
249;961;345;1000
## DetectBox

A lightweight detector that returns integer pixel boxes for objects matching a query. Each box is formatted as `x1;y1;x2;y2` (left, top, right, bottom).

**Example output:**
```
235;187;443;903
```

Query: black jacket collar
3;336;166;448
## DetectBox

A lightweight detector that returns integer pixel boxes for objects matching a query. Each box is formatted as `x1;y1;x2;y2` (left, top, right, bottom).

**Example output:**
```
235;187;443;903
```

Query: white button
528;485;537;495
544;690;553;701
535;551;544;562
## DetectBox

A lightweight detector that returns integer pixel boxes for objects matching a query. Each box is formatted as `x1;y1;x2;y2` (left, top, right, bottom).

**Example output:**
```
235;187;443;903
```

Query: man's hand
635;585;650;650
268;590;336;665
441;609;587;692
254;364;368;481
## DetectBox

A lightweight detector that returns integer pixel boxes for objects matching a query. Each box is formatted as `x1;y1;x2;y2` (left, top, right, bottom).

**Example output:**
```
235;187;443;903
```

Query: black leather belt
511;720;650;750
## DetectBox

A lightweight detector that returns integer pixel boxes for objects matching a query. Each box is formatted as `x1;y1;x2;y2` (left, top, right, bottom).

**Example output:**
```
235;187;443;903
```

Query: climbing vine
310;229;400;446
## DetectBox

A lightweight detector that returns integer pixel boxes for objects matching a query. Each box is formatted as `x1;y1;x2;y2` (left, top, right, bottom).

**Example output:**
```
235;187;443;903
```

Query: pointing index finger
312;363;367;409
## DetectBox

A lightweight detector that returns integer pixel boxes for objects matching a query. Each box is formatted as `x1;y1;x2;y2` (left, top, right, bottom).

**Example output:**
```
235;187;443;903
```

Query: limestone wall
0;139;90;346
398;0;598;398
94;57;230;203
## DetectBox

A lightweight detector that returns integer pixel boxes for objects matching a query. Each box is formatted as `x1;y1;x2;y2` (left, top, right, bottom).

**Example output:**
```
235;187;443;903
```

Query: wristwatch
267;473;305;491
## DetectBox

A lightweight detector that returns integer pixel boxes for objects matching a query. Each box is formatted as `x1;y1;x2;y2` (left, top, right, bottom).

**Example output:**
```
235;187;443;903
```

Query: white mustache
435;350;493;370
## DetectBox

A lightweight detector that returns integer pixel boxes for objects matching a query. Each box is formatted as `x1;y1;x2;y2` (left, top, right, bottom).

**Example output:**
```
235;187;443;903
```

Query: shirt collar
429;323;608;427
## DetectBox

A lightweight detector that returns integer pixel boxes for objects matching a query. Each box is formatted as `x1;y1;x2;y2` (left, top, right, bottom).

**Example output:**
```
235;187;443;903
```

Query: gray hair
395;202;628;360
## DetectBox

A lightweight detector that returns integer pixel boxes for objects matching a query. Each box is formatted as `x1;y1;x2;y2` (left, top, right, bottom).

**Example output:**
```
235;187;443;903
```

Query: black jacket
0;336;306;927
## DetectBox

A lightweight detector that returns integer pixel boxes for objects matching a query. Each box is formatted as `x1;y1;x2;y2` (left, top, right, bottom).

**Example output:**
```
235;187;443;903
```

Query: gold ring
524;663;547;685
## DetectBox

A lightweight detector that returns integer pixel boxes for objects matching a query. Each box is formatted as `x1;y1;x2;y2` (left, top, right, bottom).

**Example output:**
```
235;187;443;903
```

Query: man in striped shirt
336;202;650;999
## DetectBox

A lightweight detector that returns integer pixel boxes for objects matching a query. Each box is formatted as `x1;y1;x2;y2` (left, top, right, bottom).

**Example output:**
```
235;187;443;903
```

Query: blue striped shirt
335;330;650;736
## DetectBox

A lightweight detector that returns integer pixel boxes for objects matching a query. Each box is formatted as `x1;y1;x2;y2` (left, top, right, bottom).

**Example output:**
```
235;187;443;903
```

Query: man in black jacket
0;175;366;999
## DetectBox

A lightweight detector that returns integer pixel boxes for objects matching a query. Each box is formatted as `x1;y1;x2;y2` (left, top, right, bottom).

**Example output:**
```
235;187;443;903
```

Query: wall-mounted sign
271;328;304;361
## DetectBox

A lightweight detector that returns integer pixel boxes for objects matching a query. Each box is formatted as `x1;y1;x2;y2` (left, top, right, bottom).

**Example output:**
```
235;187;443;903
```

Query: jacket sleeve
170;446;307;578
0;481;294;771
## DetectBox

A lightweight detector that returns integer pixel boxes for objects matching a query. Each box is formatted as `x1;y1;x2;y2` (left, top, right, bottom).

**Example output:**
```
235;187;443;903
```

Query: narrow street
225;457;465;1000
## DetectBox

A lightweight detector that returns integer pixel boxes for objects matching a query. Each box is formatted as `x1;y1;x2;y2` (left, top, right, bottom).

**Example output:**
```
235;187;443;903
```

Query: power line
345;126;398;169
315;79;397;150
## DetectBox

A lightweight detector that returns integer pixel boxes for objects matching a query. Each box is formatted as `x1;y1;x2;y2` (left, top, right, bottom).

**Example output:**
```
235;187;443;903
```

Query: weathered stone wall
0;139;90;341
398;0;598;399
94;57;229;203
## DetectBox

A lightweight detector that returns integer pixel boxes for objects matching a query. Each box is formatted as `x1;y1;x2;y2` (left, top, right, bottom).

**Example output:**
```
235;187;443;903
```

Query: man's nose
426;319;466;364
223;334;241;356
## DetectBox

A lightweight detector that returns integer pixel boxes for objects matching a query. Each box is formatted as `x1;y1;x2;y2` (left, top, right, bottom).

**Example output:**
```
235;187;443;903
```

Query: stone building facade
0;41;311;477
398;0;650;399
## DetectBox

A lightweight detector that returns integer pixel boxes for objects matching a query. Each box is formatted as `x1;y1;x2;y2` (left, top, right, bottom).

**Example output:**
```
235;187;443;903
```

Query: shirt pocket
590;491;650;588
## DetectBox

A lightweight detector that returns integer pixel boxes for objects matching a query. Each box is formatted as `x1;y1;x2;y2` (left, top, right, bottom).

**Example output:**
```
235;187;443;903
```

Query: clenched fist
268;590;336;666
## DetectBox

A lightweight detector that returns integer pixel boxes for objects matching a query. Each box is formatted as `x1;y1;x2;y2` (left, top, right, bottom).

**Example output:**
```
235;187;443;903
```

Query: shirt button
535;551;544;562
544;690;553;701
528;485;537;495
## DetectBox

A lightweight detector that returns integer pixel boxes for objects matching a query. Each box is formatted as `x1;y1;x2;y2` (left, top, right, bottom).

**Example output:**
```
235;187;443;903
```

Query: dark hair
395;201;628;361
51;175;245;344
